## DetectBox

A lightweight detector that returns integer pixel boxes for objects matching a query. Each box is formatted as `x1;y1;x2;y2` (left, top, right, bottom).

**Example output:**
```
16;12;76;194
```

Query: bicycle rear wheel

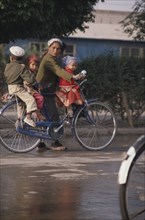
119;136;145;220
73;101;117;150
0;100;40;153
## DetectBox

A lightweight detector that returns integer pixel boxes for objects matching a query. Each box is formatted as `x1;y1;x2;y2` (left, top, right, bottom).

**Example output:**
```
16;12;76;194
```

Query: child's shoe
24;117;36;127
32;111;46;121
37;112;46;121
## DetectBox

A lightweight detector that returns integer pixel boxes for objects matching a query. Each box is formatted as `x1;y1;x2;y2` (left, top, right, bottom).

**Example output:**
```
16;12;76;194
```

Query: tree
0;0;103;43
0;45;7;99
122;0;145;40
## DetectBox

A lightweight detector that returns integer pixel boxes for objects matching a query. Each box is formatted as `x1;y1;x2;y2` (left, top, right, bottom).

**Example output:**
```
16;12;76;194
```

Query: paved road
0;133;142;220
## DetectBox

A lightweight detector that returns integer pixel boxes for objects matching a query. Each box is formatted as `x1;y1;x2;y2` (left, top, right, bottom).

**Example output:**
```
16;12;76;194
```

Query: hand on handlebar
73;74;82;80
73;70;87;80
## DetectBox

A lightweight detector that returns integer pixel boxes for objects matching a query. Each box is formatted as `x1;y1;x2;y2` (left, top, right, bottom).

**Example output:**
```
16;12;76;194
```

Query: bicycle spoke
131;208;145;219
0;101;40;152
73;101;117;150
1;115;15;124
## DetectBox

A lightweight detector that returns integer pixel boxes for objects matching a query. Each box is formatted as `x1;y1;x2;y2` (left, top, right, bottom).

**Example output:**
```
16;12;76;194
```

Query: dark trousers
42;86;59;122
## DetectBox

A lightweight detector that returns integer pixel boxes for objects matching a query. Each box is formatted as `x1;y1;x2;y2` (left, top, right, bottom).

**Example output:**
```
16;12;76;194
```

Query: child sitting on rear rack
24;54;45;121
4;46;44;127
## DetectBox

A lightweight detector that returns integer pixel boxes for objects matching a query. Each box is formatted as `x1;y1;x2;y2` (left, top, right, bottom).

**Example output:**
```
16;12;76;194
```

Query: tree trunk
121;91;133;127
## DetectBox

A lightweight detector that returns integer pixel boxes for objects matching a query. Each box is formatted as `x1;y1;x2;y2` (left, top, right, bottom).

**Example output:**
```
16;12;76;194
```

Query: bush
78;53;145;127
0;44;8;101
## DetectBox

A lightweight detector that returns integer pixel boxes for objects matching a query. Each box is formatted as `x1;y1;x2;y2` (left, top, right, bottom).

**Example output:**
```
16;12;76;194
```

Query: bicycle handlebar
78;78;87;87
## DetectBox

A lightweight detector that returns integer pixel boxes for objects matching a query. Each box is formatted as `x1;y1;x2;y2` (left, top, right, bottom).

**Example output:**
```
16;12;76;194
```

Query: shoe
37;112;46;121
37;142;50;152
50;140;67;151
32;112;46;121
38;115;46;121
24;117;36;127
51;146;67;151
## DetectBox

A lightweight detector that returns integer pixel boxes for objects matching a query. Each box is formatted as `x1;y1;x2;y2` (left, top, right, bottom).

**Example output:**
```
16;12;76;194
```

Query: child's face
67;62;77;71
29;61;39;73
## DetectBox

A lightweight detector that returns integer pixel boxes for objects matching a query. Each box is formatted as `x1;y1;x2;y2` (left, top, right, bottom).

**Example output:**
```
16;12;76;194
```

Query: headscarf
27;54;39;65
62;55;77;67
47;38;62;47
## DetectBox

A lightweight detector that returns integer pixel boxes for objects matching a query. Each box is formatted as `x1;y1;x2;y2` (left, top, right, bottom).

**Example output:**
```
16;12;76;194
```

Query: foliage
0;0;101;43
0;44;7;99
78;53;145;127
122;0;145;40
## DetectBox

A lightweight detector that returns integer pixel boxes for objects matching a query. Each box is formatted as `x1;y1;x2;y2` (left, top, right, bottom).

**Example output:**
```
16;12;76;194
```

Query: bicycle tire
0;100;40;153
119;135;145;220
73;100;117;151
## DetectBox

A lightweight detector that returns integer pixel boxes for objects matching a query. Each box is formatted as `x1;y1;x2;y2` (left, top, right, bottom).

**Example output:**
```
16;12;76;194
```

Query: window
63;44;76;56
120;48;129;57
131;48;139;57
120;47;144;58
29;42;47;55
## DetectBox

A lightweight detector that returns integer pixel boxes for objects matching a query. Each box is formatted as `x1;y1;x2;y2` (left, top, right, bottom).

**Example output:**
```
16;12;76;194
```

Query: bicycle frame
16;101;96;140
14;79;97;140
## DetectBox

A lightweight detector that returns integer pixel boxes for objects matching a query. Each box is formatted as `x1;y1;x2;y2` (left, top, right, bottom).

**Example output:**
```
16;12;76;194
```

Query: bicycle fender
118;146;136;184
118;135;145;185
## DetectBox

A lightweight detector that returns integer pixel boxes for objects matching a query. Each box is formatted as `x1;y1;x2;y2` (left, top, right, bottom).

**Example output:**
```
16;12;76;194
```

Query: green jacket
4;61;35;85
36;53;72;89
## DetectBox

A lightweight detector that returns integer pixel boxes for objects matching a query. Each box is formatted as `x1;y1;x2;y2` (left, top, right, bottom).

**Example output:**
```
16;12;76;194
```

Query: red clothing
59;67;76;87
56;67;83;107
33;92;44;109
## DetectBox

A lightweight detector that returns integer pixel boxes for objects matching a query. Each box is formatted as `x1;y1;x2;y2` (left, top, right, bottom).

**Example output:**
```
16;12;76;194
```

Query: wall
63;37;145;62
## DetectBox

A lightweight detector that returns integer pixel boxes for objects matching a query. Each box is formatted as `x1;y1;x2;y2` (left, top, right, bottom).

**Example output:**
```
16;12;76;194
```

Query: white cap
47;38;62;47
9;46;25;57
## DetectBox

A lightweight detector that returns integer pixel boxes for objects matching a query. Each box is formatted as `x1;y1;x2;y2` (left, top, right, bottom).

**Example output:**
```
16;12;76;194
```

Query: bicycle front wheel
73;101;117;150
119;136;145;220
0;101;40;153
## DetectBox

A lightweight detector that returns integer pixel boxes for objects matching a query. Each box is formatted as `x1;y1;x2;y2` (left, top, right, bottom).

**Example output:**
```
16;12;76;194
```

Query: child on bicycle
4;46;40;127
24;54;45;121
56;55;84;117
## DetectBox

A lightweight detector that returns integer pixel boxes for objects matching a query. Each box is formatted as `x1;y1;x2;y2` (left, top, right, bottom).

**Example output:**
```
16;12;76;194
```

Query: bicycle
118;135;145;220
0;77;117;153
